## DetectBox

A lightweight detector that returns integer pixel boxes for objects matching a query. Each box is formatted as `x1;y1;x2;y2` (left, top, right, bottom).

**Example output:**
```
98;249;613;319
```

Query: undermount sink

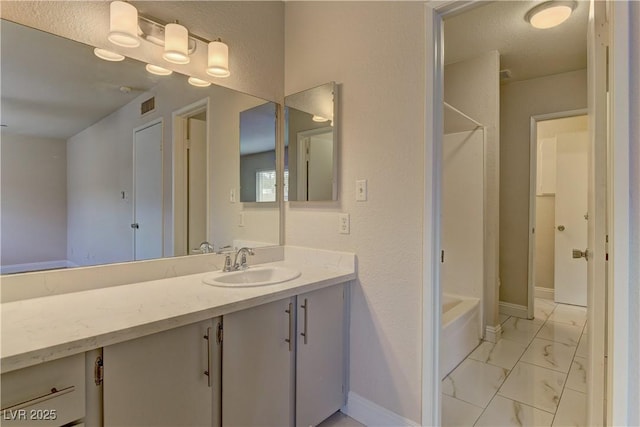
202;266;301;287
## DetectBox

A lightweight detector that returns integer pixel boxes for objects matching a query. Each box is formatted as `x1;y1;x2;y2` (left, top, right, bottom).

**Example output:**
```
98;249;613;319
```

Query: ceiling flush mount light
108;1;140;47
312;115;329;123
163;23;190;64
206;40;231;78
94;48;125;62
146;64;173;76
188;77;211;88
525;1;577;29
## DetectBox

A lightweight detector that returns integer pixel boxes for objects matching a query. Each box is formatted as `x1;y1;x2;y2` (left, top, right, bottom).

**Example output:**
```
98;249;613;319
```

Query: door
296;285;345;426
297;127;334;201
133;121;163;261
187;117;207;254
222;298;294;426
554;131;588;306
103;319;220;426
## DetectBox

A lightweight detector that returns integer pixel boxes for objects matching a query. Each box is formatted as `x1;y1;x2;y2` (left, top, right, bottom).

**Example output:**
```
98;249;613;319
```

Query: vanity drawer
1;353;85;426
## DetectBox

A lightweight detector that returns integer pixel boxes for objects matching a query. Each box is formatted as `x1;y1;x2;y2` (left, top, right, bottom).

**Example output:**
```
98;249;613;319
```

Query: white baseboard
0;260;75;274
342;391;420;427
499;301;529;319
485;324;503;343
535;286;555;300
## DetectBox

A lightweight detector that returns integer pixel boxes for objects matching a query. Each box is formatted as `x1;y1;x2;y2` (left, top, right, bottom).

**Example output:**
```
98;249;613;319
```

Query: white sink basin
202;266;301;287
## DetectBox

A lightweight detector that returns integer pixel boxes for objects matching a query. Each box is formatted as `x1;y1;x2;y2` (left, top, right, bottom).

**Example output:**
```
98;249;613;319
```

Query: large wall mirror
285;82;338;202
0;19;280;274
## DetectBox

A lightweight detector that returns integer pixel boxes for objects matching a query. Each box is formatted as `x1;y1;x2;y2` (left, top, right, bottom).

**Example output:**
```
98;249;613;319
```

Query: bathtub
441;293;481;379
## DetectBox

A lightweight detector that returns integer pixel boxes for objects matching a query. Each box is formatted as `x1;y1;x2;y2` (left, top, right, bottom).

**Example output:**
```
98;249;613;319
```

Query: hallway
442;298;587;426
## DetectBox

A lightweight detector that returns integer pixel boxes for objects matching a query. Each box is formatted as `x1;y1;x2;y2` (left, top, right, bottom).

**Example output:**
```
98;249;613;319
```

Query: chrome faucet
233;247;255;271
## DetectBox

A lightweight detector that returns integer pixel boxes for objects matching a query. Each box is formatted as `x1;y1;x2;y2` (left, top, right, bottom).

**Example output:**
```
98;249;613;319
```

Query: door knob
572;249;588;260
557;225;565;231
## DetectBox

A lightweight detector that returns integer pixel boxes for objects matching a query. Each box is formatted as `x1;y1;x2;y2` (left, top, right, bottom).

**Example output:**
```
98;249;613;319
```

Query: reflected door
133;121;163;261
297;127;334;201
554;131;588;306
187;117;207;254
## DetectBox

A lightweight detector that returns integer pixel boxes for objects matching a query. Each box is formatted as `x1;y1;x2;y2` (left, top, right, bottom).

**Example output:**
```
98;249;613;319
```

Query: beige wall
444;51;501;330
500;69;587;306
285;2;425;422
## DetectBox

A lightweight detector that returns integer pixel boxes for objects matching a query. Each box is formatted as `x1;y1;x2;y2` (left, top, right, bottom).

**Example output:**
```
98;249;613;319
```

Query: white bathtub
441;293;481;379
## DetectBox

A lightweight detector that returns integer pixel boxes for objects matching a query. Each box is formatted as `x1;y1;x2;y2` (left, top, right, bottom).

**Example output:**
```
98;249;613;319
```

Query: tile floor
442;298;588;427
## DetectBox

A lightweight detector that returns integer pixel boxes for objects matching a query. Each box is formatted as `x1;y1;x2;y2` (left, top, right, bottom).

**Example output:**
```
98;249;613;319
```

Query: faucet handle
222;254;233;272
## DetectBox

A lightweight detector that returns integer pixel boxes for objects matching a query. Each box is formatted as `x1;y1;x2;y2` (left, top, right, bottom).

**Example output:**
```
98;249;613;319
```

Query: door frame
172;98;210;257
295;126;334;201
527;109;587;317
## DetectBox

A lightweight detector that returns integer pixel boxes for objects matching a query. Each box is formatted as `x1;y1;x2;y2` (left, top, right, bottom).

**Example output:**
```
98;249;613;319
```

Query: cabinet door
296;284;346;426
103;319;221;427
222;298;294;427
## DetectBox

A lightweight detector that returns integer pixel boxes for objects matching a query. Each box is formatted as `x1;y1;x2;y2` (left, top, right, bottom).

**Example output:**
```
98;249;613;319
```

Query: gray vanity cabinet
102;318;222;427
222;283;346;427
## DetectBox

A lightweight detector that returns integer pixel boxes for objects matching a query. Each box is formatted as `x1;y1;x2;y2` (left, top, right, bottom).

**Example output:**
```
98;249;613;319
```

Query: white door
187;117;207;254
297;127;334;201
133;121;163;261
554;131;588;306
296;285;345;426
103;319;220;426
222;298;294;426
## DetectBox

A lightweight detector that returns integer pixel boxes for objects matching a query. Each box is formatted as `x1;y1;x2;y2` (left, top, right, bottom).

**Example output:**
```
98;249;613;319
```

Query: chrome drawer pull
1;385;75;412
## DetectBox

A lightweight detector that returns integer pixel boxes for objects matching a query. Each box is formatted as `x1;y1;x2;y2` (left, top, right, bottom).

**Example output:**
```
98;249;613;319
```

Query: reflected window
255;170;288;202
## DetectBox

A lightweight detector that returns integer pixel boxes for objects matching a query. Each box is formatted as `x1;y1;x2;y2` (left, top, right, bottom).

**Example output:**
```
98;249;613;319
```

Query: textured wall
285;2;425;422
500;69;587;306
0;1;284;103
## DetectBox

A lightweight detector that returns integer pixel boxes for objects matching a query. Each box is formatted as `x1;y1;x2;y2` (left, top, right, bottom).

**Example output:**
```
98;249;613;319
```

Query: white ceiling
444;0;588;83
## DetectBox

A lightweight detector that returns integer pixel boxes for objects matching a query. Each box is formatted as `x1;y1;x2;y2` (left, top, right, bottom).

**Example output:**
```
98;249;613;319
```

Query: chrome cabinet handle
285;302;293;352
204;327;212;387
300;298;308;345
1;385;75;412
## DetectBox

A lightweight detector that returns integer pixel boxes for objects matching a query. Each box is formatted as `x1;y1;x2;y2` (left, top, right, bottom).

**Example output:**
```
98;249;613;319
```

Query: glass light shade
163;23;190;64
206;40;230;77
108;1;140;48
188;77;211;87
526;2;575;29
312;115;329;122
146;64;173;76
94;48;125;62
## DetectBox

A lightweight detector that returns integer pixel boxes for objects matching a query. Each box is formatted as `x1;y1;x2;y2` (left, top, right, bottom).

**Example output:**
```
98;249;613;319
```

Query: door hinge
441;250;445;263
216;322;223;344
94;356;104;386
186;138;191;150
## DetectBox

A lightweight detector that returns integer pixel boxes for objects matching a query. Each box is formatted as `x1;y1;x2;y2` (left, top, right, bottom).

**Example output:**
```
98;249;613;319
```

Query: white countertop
1;260;355;374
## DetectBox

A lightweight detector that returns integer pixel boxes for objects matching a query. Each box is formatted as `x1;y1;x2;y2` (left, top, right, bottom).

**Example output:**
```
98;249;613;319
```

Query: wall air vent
141;97;156;115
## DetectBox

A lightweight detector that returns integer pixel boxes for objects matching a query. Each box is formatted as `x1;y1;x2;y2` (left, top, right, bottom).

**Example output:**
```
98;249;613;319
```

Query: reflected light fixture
312;115;330;123
188;77;212;88
94;48;125;62
206;40;231;77
163;23;190;64
108;1;140;47
525;1;577;29
146;64;173;76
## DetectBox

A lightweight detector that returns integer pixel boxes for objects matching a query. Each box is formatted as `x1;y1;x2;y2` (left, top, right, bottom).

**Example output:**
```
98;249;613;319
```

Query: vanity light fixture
206;40;231;77
163;23;190;64
146;64;173;76
108;1;140;48
188;77;212;88
312;115;330;123
94;48;125;62
525;1;577;29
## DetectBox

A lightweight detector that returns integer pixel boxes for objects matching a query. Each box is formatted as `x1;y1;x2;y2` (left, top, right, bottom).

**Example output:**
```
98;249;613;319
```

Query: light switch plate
230;189;236;203
356;179;367;201
238;212;245;227
338;213;350;234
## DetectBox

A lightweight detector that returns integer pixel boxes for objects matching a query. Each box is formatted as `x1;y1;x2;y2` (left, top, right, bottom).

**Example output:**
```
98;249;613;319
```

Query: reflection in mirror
239;103;277;203
285;82;338;201
0;19;280;274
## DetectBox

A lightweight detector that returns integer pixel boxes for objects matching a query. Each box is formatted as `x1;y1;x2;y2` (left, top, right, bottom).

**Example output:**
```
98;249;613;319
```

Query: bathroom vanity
0;247;356;427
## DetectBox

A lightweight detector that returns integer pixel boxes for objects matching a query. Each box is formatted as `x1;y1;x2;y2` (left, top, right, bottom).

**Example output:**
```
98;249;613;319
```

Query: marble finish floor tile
520;338;577;373
552;389;586;427
469;339;528;370
534;299;557;321
575;334;588;358
474;395;554;427
500;314;511;324
498;362;567;413
441;394;483;427
547;304;587;327
442;359;508;408
536;321;583;346
566;356;587;393
501;317;545;345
